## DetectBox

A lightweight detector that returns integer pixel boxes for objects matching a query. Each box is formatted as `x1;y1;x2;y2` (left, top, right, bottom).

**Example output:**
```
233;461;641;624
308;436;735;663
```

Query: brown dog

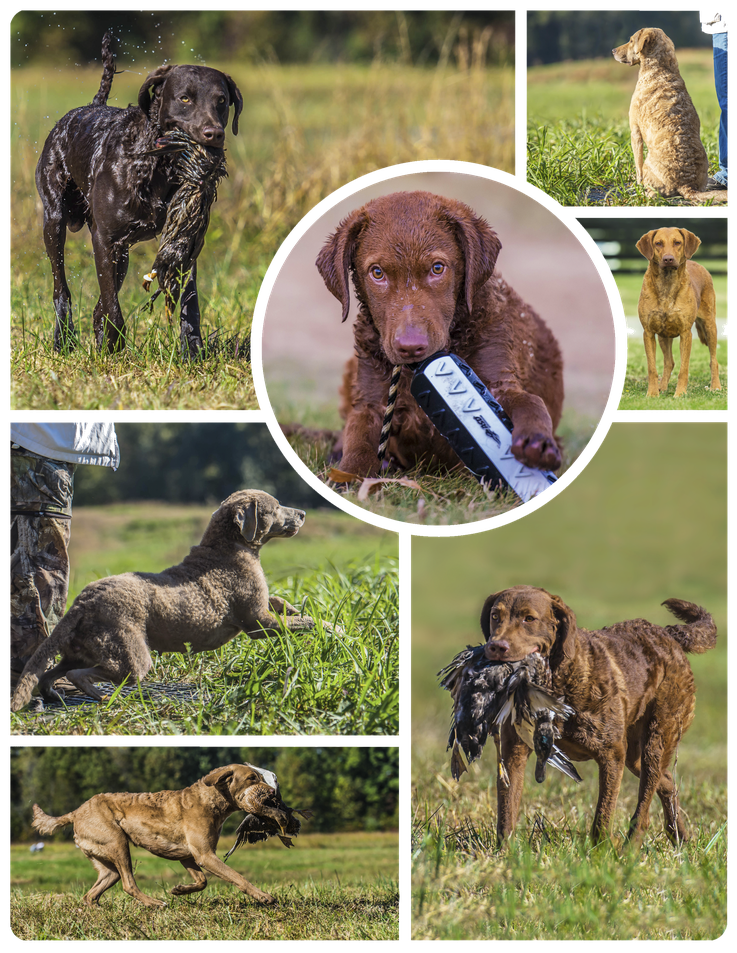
316;191;564;478
481;586;717;844
612;28;726;204
31;764;297;906
11;490;321;710
636;227;720;398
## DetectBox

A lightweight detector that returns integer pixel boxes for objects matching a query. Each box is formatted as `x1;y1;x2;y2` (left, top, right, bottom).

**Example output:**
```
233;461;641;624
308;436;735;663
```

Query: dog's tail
31;803;76;836
91;31;116;107
10;609;80;712
662;598;718;654
678;186;728;206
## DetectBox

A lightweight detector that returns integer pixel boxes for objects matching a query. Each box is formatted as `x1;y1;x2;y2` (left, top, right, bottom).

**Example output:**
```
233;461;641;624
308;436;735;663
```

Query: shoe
706;177;728;190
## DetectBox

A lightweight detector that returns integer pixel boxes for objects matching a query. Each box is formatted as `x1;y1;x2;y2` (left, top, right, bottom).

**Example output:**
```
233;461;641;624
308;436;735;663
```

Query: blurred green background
413;421;726;776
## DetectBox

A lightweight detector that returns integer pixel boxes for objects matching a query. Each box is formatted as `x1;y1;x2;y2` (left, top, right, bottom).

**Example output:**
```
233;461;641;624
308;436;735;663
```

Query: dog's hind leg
82;857;121;905
90;225;127;352
171;857;208;895
656;769;688;844
39;199;76;352
695;282;721;391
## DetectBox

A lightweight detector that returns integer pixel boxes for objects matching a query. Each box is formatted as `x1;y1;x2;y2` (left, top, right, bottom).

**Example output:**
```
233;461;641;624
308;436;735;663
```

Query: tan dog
635;227;720;397
481;586;716;844
31;764;298;906
11;490;322;710
612;28;727;204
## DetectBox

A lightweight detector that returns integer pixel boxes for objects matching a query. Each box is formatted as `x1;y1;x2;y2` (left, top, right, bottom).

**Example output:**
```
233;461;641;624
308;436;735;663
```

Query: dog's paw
510;432;561;471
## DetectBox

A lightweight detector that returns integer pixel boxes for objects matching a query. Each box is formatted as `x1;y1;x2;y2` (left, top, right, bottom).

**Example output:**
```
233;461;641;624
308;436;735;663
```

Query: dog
315;190;564;479
35;32;243;354
635;227;720;397
612;28;727;204
30;763;299;906
480;586;717;844
11;490;321;710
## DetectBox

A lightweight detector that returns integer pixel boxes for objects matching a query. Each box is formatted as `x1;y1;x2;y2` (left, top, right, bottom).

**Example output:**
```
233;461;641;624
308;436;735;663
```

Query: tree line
11;747;399;841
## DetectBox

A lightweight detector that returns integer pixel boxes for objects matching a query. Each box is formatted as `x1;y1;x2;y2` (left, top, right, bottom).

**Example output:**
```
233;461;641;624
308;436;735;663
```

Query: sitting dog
636;227;720;397
11;490;322;710
31;763;303;906
35;32;242;354
612;28;727;204
480;586;717;844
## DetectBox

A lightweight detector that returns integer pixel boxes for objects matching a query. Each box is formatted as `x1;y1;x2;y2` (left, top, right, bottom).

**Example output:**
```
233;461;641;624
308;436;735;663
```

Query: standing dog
35;33;242;354
11;490;321;710
481;586;717;845
30;764;299;906
636;227;720;397
612;28;726;204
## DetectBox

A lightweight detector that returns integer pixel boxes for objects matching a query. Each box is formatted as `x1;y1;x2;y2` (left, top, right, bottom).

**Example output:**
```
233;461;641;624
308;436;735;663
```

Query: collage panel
10;422;398;737
527;10;728;208
10;745;399;940
412;422;727;939
579;216;727;409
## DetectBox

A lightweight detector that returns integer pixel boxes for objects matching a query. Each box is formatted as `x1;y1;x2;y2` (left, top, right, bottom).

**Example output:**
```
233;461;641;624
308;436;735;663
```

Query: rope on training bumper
377;364;402;463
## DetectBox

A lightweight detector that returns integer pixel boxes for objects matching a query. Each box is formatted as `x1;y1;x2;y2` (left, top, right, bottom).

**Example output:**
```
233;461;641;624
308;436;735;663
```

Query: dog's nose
660;254;677;266
393;327;429;360
202;125;225;146
485;639;510;659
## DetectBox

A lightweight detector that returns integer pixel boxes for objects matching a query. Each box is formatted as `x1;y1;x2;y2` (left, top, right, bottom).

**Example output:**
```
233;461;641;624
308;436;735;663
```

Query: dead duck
438;646;582;784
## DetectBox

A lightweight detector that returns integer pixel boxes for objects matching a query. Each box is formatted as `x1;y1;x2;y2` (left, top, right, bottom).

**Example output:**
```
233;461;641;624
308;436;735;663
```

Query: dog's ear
235;501;259;542
679;229;701;259
479;591;504;642
635;231;656;260
316;208;369;323
203;766;234;787
138;64;175;115
441;202;501;316
634;28;657;57
549;593;578;662
222;73;243;135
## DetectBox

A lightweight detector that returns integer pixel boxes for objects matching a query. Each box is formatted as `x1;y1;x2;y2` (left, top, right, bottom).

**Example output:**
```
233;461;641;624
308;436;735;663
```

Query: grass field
11;55;513;409
527;52;724;206
11;831;399;940
411;422;727;939
10;504;399;736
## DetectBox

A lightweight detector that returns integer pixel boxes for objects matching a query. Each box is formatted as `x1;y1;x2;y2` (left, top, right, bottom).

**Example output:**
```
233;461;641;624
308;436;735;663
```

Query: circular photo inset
254;161;623;534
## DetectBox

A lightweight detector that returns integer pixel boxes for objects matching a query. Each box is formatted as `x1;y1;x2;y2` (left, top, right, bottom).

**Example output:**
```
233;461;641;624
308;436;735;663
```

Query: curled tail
91;31;117;107
662;598;717;654
32;803;76;836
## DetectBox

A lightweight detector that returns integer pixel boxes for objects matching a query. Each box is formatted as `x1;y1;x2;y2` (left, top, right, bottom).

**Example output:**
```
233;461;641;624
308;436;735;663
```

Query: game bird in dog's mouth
224;763;314;860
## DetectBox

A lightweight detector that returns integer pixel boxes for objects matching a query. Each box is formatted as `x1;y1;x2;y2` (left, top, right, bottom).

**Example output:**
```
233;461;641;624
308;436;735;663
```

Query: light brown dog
481;586;717;844
635;227;720;397
612;28;727;204
11;490;322;710
31;764;295;906
316;191;564;478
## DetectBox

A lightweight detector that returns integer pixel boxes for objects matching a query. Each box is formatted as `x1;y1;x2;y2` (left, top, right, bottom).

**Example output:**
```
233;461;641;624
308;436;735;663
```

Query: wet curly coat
316;191;564;478
481;586;717;844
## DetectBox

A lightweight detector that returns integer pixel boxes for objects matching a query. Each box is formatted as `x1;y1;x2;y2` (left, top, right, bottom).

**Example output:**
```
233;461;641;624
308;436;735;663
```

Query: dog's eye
525;615;536;623
491;611;500;622
181;96;191;104
370;265;385;280
431;262;445;275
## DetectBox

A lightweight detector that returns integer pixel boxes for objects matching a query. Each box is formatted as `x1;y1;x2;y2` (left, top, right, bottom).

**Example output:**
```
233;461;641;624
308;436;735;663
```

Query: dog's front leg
496;722;531;846
630;120;644;184
673;330;692;397
494;388;562;471
337;403;385;477
642;329;661;397
591;747;625;843
192;848;276;904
